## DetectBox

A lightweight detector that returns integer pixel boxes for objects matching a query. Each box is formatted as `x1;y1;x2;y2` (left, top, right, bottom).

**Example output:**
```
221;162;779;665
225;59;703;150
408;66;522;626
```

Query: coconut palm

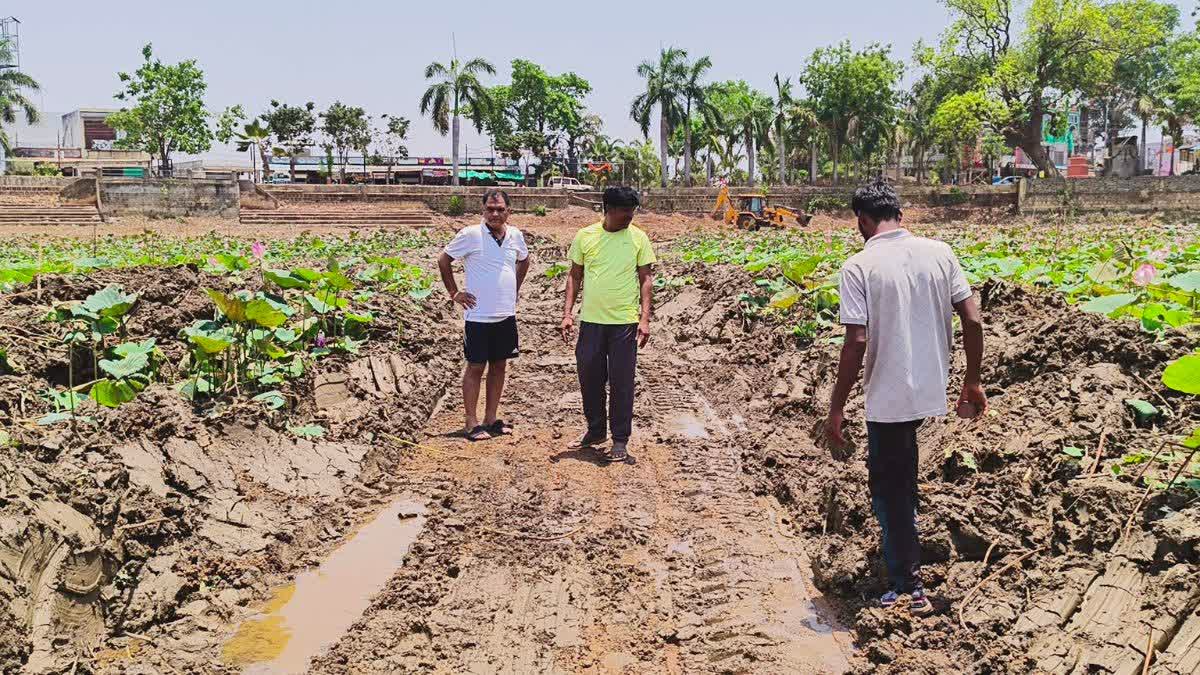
727;89;774;187
631;47;687;188
0;38;40;154
420;57;495;186
786;101;822;184
771;74;794;185
679;55;717;186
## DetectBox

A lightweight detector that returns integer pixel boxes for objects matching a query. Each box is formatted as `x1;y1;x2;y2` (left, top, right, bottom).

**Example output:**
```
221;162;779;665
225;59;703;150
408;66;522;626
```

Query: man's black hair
850;180;902;222
602;186;640;209
482;188;511;207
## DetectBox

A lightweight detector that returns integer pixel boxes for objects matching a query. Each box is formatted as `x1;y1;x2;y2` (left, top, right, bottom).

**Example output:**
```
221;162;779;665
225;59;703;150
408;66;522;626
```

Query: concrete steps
239;208;433;228
0;205;103;226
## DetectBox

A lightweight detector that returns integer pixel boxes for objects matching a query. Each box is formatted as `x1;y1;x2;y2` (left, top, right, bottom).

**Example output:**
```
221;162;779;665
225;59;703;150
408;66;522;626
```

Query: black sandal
466;425;492;442
488;419;514;436
603;442;629;463
568;433;606;449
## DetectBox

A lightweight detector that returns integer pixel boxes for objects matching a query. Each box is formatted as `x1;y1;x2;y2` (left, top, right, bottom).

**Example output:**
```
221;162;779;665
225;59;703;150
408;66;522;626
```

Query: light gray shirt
838;229;972;423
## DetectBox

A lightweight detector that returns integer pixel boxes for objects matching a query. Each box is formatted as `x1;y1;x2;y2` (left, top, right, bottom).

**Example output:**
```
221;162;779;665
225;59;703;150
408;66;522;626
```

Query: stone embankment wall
98;178;239;218
1021;175;1200;214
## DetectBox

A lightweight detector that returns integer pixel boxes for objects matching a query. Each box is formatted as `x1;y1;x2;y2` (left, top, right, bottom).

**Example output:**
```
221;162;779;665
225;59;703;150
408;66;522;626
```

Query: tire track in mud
310;286;853;674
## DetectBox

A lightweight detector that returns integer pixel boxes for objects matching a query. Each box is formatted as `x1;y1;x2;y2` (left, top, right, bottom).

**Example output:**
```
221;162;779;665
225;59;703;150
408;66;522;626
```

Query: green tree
261;100;316;182
1153;30;1200;174
505;59;591;178
420;57;495;186
771;74;794;185
927;0;1178;177
707;80;773;187
379;114;410;184
107;44;213;176
0;37;40;156
631;47;687;187
801;41;903;185
678;55;716;186
320;101;370;182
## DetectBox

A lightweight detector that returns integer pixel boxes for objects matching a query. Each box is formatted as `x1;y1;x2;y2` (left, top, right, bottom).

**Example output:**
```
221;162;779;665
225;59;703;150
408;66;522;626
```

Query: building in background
3;109;150;176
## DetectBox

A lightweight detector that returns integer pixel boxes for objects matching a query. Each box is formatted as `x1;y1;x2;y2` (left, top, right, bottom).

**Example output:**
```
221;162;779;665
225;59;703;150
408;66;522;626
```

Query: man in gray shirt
824;179;987;614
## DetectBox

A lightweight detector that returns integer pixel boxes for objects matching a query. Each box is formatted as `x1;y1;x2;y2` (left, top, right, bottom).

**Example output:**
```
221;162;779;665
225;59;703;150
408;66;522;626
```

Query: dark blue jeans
867;419;923;593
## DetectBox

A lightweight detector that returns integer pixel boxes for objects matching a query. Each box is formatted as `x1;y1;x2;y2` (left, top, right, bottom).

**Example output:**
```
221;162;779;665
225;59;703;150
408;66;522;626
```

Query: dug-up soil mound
0;260;459;674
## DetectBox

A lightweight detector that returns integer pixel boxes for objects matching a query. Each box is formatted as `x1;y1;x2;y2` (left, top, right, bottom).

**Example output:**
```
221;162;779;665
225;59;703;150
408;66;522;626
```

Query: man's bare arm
438;252;475;309
953;295;986;415
561;263;584;343
636;264;654;347
516;255;531;293
830;325;867;415
824;324;867;447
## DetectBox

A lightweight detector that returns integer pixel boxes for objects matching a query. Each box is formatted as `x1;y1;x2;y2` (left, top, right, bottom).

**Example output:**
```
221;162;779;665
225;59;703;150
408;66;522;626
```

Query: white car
548;177;591;191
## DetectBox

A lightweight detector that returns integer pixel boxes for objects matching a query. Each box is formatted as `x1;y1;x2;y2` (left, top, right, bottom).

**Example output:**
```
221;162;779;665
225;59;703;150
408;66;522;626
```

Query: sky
6;0;1198;162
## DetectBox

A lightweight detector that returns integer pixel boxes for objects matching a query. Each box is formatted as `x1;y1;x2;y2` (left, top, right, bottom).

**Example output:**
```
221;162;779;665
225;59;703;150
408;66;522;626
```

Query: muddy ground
1;216;1198;674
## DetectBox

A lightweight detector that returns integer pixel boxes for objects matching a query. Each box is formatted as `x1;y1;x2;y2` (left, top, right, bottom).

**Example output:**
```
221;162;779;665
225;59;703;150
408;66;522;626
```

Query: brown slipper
466;425;492;442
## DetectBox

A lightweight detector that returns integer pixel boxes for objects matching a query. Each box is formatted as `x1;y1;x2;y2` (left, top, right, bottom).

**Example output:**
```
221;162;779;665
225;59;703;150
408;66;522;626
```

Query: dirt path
309;286;853;674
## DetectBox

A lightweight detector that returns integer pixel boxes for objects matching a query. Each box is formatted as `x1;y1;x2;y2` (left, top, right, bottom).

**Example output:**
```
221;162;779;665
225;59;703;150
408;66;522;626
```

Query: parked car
266;174;292;184
548;177;591;191
992;175;1021;185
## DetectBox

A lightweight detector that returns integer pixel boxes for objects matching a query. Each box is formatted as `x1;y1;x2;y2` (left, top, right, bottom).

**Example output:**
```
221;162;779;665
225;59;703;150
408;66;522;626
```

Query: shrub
447;195;465;216
805;194;850;212
532;204;548;217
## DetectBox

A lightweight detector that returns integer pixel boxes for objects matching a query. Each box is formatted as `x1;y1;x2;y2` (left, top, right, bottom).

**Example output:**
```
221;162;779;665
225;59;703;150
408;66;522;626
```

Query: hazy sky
8;0;1198;161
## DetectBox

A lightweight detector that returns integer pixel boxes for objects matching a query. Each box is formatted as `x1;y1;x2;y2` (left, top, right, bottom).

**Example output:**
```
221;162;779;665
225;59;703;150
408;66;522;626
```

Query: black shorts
464;316;519;364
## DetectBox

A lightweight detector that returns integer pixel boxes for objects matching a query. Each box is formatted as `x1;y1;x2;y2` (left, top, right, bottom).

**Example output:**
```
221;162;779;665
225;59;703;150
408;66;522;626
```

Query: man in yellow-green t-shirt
561;187;656;463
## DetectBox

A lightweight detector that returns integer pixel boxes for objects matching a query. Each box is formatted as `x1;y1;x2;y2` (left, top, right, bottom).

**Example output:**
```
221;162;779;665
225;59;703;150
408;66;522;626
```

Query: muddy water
221;498;427;674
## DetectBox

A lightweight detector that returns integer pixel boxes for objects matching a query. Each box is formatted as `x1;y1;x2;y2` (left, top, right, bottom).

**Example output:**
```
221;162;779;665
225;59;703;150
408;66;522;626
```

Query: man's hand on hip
452;291;477;310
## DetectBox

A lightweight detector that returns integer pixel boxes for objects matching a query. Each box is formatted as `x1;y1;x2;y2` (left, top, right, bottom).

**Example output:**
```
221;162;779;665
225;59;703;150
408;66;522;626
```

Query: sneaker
879;590;900;608
909;588;934;615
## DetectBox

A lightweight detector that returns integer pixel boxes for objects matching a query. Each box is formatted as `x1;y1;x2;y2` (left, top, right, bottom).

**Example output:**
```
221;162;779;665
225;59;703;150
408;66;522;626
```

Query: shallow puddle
671;413;709;439
221;498;427;673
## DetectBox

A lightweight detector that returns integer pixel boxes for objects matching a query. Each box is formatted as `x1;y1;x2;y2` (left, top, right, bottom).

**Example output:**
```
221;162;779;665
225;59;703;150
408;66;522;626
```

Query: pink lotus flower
1132;263;1158;287
315;331;327;348
251;241;266;261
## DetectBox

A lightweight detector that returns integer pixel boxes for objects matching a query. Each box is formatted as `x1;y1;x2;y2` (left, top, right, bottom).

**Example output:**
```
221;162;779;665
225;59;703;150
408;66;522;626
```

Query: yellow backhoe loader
710;184;813;230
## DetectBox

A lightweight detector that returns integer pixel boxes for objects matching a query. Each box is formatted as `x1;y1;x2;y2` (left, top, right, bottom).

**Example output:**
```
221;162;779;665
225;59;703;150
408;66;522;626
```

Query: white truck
547;176;590;191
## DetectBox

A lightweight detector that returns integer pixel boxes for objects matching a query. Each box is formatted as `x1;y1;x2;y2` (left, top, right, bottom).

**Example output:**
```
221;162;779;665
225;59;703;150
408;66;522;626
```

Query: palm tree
420;57;495;186
728;89;773;187
234;119;272;183
631;47;687;188
679;55;716;187
0;38;40;155
785;102;821;184
771;74;793;185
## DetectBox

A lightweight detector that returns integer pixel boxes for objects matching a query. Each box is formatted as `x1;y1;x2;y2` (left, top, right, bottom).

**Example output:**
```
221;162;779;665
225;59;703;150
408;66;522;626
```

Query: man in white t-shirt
438;189;530;441
823;179;987;615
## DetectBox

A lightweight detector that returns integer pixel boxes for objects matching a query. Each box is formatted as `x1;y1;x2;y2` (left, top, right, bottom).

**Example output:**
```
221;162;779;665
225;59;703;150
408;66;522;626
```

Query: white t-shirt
838;229;972;423
444;222;529;323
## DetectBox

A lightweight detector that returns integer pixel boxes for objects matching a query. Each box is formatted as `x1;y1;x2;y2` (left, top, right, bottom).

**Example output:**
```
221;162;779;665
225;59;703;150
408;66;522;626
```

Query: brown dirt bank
0;230;1196;673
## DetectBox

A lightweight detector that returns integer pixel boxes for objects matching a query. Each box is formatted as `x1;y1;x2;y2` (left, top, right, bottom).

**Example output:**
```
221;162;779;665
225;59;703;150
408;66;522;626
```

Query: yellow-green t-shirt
568;222;657;324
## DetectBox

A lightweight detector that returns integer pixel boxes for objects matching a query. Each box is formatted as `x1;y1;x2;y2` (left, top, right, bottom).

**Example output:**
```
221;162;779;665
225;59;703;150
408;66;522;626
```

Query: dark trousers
575;322;638;442
866;420;923;593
